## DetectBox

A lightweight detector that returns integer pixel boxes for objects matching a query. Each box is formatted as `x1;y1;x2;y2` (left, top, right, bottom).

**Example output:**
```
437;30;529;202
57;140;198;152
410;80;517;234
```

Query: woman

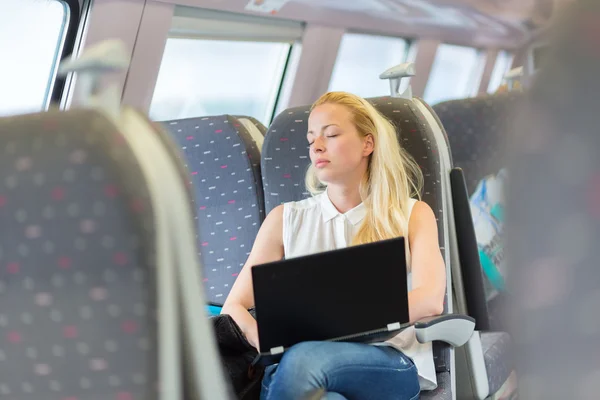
222;92;446;400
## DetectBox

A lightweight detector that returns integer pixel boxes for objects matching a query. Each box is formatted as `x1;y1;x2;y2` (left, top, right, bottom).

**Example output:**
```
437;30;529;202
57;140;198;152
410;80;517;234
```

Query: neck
326;184;362;213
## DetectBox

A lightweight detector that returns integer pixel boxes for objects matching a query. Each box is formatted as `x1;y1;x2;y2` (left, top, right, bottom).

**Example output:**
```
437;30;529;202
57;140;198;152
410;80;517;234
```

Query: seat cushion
481;332;513;394
420;372;451;400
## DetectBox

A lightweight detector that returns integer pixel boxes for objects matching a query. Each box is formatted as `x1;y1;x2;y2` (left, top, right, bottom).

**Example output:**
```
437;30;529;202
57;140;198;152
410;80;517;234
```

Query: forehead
308;103;353;126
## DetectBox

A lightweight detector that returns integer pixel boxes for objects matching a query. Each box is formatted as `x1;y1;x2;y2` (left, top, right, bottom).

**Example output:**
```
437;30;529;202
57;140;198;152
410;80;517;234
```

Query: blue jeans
260;341;420;400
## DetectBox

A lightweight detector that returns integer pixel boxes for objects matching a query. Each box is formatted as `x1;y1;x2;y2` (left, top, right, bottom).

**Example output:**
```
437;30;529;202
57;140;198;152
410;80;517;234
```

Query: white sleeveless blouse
282;190;438;391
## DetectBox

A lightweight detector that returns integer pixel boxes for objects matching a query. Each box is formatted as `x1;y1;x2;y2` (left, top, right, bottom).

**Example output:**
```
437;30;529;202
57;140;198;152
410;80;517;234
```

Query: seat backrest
0;110;159;399
262;96;453;374
433;93;523;195
235;115;267;152
162;115;265;305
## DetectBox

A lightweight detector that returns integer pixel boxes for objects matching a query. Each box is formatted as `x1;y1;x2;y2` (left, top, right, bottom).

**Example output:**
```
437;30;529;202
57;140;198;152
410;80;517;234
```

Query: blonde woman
222;92;446;400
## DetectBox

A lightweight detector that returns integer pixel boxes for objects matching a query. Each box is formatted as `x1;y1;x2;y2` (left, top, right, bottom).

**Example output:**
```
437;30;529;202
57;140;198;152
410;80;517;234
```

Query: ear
363;134;374;157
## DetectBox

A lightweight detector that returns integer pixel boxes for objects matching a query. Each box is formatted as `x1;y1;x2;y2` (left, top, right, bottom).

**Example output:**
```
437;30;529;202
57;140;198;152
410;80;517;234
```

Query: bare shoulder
254;204;284;245
265;204;284;225
408;200;439;238
410;200;437;222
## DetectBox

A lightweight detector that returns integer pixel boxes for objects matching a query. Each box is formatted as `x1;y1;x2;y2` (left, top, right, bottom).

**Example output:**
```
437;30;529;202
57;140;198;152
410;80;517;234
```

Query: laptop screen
252;236;410;352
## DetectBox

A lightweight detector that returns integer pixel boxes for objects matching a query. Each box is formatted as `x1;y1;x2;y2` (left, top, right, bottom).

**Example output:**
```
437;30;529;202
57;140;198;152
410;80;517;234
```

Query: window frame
269;44;294;123
272;40;303;119
341;30;415;62
170;6;304;43
49;0;89;108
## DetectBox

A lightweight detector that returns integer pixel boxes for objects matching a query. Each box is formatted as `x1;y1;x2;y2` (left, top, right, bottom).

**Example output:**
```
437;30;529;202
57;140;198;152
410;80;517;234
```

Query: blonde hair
306;91;423;246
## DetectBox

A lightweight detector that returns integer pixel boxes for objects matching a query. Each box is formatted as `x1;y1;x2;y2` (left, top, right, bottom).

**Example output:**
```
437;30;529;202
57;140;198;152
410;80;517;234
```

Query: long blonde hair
306;92;423;246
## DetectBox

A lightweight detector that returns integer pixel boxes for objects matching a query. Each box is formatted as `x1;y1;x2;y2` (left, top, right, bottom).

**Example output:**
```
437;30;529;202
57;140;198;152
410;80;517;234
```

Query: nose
312;136;325;153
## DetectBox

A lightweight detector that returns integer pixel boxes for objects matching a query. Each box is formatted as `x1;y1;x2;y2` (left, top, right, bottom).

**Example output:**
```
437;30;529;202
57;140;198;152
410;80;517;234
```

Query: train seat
0;109;162;399
162;115;266;308
262;95;475;400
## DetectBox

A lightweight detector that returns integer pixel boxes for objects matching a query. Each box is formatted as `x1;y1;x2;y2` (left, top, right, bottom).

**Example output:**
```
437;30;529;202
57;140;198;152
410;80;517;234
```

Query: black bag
211;309;265;400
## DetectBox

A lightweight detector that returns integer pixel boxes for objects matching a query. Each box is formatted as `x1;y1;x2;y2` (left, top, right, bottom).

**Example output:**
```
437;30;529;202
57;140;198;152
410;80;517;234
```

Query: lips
315;160;330;168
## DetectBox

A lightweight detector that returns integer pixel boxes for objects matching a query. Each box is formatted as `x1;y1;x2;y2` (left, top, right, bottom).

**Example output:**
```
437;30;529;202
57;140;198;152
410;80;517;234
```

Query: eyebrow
307;124;339;135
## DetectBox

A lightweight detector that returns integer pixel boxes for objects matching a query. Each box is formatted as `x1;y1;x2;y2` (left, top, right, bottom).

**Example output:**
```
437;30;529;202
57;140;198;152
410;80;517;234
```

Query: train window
0;0;71;116
487;51;515;93
424;44;487;105
328;33;409;98
149;39;290;124
150;6;304;124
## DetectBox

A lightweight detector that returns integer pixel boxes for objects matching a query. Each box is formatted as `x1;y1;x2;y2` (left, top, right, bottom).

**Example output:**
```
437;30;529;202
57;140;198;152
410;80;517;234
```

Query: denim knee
274;342;330;385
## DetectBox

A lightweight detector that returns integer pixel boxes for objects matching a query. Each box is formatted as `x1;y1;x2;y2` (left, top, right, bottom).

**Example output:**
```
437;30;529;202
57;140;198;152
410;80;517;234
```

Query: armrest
415;314;475;347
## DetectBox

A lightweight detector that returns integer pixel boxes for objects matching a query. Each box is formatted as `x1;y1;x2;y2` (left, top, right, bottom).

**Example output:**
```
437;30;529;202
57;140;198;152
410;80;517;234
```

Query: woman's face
307;103;373;186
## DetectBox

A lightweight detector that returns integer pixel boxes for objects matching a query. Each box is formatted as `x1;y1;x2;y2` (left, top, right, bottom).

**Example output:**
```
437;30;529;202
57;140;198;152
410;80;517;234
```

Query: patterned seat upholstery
0;110;158;400
262;97;454;398
433;93;523;195
162;115;265;305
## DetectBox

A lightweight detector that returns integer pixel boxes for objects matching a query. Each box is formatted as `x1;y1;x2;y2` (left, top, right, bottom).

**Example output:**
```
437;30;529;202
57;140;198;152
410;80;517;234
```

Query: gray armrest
415;314;475;347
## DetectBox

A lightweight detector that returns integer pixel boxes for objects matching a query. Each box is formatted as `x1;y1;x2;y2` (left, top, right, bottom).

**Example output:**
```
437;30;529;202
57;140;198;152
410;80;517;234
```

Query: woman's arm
221;205;285;351
407;201;447;323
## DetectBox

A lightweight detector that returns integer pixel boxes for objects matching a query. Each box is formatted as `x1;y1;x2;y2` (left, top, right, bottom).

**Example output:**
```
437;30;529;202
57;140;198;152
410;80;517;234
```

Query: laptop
251;236;412;366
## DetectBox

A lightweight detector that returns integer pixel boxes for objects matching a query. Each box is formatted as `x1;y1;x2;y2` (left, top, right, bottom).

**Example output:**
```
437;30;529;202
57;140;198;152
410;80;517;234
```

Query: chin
316;170;334;182
316;172;343;186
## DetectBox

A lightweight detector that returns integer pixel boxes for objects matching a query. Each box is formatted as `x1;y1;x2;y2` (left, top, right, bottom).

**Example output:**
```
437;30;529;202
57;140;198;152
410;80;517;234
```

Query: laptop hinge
269;346;285;355
387;322;401;331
